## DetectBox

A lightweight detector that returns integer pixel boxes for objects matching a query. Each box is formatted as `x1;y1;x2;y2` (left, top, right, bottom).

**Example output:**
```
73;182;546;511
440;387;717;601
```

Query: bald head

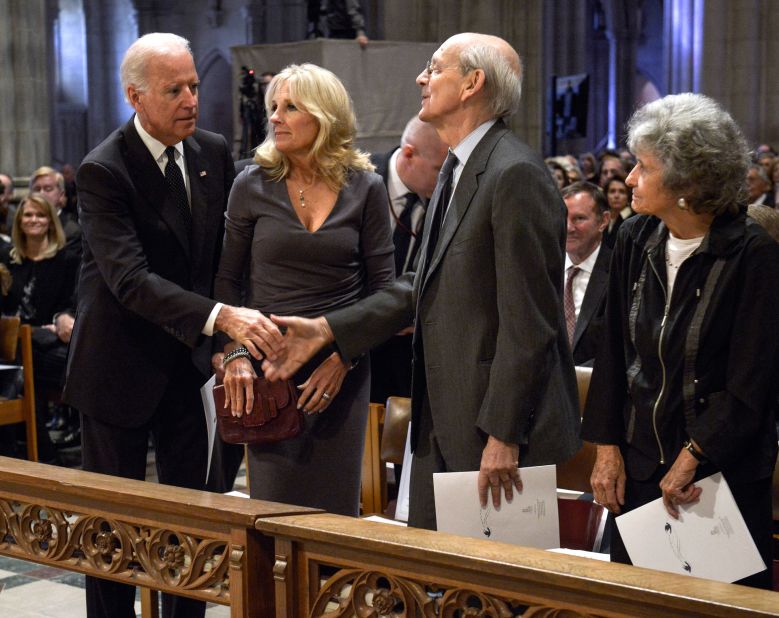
442;32;523;119
402;117;446;162
397;116;448;199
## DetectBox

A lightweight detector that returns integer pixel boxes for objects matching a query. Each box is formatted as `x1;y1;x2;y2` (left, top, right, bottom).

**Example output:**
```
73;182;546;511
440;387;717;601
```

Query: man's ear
400;143;416;160
127;86;141;111
461;69;486;102
597;210;610;233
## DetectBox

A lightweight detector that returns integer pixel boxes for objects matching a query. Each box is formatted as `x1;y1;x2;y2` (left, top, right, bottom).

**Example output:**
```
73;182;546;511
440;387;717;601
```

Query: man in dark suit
561;182;612;366
65;33;282;618
370;116;447;403
747;163;775;208
263;32;581;530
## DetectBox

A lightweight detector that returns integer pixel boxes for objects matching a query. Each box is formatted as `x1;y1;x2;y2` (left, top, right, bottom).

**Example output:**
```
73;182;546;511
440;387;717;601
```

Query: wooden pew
0;457;318;617
260;513;779;617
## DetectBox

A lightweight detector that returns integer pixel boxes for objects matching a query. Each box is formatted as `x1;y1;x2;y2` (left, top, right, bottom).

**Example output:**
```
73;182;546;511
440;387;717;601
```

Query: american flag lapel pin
199;170;207;177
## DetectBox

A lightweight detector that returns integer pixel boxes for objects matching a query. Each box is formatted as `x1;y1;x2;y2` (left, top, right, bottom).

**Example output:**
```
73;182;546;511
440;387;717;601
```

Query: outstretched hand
262;315;335;381
215;305;284;360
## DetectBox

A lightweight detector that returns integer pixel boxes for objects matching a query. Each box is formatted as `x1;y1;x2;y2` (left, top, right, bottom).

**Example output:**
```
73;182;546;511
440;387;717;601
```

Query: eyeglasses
424;60;450;77
424;60;463;78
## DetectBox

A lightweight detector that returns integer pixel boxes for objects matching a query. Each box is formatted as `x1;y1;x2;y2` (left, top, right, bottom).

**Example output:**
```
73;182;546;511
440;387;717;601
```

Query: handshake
215;305;334;379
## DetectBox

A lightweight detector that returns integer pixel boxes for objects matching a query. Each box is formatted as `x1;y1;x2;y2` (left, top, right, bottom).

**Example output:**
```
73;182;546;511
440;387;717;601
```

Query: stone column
0;0;51;176
602;0;640;147
83;0;138;148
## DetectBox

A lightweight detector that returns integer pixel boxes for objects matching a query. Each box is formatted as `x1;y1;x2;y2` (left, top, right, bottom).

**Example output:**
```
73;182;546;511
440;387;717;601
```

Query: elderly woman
582;93;778;589
215;63;394;516
0;194;79;463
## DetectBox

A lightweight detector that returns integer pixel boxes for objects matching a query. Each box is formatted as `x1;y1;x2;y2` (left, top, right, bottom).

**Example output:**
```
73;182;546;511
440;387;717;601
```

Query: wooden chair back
380;396;411;464
360;396;412;516
0;317;38;461
0;316;20;361
556;366;596;493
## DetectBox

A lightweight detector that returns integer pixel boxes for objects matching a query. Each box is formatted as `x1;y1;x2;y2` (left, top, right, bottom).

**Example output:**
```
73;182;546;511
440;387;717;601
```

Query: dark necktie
564;265;580;345
164;146;192;232
393;192;417;275
426;150;458;261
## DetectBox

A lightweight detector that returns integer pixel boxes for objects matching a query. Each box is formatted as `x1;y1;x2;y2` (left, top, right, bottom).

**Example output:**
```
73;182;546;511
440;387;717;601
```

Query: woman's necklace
292;175;317;208
665;252;682;271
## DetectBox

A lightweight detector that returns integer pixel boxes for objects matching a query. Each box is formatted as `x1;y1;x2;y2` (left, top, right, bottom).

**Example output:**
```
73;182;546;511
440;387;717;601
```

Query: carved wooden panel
310;568;601;617
0;498;231;603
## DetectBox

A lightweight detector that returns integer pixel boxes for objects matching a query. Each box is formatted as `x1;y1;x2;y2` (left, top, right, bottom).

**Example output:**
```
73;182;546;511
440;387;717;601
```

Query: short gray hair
120;33;192;98
458;44;523;119
627;93;750;216
748;163;770;184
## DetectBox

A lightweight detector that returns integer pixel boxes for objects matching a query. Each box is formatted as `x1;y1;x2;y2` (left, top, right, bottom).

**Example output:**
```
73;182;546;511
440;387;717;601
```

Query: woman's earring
677;198;688;211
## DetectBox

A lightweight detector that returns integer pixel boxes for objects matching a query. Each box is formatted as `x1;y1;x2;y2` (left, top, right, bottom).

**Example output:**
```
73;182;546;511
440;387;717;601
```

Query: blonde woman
1;193;79;464
215;64;394;515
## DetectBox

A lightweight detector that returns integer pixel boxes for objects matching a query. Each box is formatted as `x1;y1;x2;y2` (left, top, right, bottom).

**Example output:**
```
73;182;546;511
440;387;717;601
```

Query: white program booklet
433;465;559;548
615;473;765;583
199;374;218;484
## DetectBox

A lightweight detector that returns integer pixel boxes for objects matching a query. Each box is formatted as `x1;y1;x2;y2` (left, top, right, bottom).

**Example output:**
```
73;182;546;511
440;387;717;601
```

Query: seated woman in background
582;93;778;589
0;193;79;464
215;63;394;516
601;174;633;248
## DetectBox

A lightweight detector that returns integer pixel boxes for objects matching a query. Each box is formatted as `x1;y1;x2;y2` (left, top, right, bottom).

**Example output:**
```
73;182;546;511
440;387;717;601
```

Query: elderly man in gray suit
263;32;581;529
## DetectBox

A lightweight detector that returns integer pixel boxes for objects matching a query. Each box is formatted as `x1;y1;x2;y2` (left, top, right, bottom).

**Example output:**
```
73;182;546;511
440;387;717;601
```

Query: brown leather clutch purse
212;377;302;445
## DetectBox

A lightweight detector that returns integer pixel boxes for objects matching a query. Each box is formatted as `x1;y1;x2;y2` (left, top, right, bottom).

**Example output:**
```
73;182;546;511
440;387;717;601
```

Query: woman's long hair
253;63;372;191
10;193;66;264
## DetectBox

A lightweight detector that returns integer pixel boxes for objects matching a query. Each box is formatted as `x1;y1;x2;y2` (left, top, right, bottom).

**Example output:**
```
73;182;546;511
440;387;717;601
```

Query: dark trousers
32;340;69;463
81;366;208;618
407;398;447;530
608;467;773;590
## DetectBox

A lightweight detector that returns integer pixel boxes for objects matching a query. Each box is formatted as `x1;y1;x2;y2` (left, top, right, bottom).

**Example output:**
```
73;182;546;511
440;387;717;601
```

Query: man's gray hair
458;44;523;119
627;93;750;217
120;32;192;99
748;163;770;184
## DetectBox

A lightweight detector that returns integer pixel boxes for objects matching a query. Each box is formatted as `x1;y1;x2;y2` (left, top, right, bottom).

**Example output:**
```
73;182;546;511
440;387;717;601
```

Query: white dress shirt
564;243;601;319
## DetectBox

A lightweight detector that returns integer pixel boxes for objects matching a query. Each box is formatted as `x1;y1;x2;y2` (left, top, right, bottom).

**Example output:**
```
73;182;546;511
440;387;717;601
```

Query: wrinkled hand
215;305;284;361
261;315;334;381
211;352;225;383
590;444;626;514
54;313;75;343
296;352;348;415
222;356;257;417
478;436;522;509
659;449;701;519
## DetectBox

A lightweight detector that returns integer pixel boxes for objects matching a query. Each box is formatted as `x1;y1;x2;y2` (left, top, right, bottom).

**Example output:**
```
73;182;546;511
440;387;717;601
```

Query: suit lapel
572;246;610;347
122;118;191;259
185;136;207;270
420;121;508;292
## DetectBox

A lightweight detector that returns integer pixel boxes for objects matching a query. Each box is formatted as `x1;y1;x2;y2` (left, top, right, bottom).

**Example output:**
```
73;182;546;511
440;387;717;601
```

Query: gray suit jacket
328;120;581;469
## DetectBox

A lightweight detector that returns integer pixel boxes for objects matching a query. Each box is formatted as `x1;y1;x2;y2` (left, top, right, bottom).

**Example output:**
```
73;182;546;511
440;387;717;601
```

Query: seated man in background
0;172;13;240
561;181;611;366
747;163;774;208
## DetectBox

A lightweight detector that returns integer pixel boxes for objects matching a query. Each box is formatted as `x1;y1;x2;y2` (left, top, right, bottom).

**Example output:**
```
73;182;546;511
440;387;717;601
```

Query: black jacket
582;211;779;483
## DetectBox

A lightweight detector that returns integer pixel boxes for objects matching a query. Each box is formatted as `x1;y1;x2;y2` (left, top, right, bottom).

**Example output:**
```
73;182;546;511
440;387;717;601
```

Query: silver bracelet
222;346;250;367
